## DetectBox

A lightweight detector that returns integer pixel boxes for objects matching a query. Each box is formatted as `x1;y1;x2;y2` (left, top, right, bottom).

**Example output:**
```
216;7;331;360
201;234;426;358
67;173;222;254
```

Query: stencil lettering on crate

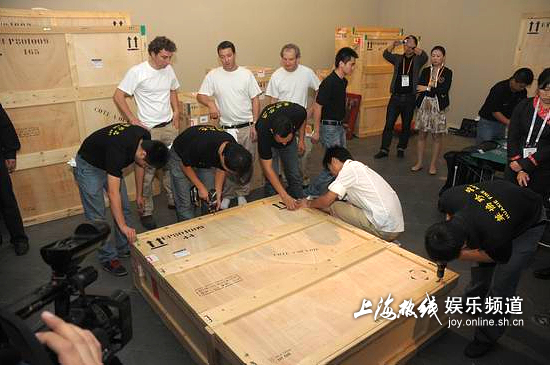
93;106;127;123
269;349;292;363
0;21;32;27
272;248;319;257
0;36;50;56
194;274;243;296
16;126;40;138
145;225;205;250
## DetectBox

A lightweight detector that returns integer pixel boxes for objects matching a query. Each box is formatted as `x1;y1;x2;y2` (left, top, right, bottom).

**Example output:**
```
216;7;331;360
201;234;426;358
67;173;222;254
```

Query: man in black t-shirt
75;123;168;276
169;125;252;221
305;47;358;197
256;101;307;209
425;180;544;358
476;68;533;144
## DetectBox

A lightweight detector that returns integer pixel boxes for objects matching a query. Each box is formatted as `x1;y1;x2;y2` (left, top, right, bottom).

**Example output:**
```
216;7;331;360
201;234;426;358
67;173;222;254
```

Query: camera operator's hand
36;311;103;365
121;225;136;244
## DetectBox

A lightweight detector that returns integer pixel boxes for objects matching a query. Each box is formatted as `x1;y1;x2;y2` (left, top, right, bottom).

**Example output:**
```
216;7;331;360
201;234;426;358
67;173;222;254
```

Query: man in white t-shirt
297;146;404;241
113;36;180;230
266;43;320;185
197;41;262;208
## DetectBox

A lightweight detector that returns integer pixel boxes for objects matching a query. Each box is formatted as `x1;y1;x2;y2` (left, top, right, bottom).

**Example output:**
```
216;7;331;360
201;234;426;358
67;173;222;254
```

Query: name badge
523;147;537;158
401;75;410;87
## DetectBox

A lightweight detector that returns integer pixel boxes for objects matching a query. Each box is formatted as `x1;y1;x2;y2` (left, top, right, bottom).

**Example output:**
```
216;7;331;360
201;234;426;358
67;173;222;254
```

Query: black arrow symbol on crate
134;36;138;48
529;21;534;32
113;20;117;26
127;36;131;48
119;20;123;26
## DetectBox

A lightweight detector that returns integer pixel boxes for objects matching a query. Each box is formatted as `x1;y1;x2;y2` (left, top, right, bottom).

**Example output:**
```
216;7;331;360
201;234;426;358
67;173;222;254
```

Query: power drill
190;187;218;214
436;262;447;282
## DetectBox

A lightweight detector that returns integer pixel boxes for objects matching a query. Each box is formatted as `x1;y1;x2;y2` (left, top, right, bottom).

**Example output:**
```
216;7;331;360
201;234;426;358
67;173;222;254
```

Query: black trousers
379;93;416;151
0;157;27;244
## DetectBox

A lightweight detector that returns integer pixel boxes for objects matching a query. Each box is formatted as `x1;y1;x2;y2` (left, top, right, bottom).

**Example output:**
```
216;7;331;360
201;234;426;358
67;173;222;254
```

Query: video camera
0;222;132;365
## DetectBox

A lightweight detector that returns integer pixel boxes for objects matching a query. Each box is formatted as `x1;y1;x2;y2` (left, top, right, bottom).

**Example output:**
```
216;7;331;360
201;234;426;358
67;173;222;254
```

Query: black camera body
0;222;132;365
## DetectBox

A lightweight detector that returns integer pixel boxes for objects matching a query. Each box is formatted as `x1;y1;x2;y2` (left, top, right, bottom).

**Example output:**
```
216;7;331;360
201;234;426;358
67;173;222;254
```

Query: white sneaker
220;198;231;210
237;196;247;206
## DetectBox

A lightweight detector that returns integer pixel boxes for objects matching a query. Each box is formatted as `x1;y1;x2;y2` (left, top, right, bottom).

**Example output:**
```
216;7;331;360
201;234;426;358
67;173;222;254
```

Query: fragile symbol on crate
127;36;139;50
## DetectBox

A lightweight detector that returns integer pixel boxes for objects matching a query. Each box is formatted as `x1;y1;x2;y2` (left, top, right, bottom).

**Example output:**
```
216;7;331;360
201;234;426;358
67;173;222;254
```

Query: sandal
411;165;423;172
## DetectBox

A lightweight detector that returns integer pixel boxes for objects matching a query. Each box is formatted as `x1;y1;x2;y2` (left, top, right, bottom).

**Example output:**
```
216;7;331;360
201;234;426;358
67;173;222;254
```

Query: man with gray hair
266;43;320;187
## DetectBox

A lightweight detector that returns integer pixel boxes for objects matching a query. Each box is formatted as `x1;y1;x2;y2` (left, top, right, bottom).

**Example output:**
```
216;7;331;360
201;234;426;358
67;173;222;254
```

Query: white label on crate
257;70;265;78
190;117;199;126
199;115;208;124
91;58;104;68
173;248;190;258
145;254;159;263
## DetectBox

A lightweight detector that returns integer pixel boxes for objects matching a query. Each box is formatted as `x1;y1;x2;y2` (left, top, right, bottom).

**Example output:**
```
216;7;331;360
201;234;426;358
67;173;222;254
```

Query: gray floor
1;133;550;365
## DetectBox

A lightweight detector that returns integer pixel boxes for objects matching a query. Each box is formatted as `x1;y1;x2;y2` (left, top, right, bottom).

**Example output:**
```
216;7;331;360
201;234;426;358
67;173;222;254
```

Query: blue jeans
473;223;544;343
73;154;132;263
476;117;506;144
168;149;215;221
264;139;305;199
305;123;346;196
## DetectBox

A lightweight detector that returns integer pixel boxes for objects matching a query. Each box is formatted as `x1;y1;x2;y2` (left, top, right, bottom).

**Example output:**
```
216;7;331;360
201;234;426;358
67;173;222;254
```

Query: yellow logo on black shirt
464;184;510;222
197;125;222;132
108;123;132;136
261;101;291;119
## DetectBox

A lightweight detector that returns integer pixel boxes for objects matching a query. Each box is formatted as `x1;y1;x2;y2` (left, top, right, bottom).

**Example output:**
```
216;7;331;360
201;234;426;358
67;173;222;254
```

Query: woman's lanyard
526;98;550;147
429;65;444;88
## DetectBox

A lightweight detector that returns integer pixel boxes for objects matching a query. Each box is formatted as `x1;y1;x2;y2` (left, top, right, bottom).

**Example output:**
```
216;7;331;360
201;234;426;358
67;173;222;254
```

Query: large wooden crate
1;25;149;226
513;12;550;96
335;27;403;138
132;196;459;365
0;7;131;27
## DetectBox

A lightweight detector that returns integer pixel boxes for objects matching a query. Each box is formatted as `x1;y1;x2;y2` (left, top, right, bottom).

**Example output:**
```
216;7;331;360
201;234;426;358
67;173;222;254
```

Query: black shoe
140;215;157;230
167;204;176;210
464;339;494;358
534;266;550;280
374;150;388;159
13;241;29;256
101;260;128;276
397;149;405;158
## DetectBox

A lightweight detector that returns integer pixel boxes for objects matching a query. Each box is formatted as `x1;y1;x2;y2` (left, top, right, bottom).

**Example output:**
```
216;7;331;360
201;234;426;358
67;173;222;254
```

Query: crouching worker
425;180;544;358
74;123;168;276
256;101;307;209
296;146;404;241
169;125;252;221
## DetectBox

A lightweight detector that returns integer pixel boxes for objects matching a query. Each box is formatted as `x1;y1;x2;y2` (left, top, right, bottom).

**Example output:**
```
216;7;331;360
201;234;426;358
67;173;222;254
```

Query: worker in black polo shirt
168;125;252;221
256;101;307;209
75;123;169;276
476;68;534;144
425;180;544;358
305;47;358;197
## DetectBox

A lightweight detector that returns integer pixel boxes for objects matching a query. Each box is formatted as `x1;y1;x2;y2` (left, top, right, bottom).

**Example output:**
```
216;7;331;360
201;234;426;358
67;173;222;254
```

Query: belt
152;120;172;129
221;122;252;129
321;120;343;126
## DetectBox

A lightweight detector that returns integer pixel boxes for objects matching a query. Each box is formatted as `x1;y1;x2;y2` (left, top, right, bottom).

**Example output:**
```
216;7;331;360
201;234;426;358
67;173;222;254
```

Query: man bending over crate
74;123;168;276
114;36;180;231
297;146;403;241
425;180;545;358
169;125;252;221
256;101;307;210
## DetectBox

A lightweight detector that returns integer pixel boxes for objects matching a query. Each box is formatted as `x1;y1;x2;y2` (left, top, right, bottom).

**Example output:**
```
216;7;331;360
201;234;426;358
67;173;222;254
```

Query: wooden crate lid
0;7;131;27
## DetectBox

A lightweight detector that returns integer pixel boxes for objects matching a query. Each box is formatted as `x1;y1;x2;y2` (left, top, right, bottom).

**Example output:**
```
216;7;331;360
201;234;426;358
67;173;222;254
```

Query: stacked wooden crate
335;27;404;138
0;8;150;226
132;196;459;365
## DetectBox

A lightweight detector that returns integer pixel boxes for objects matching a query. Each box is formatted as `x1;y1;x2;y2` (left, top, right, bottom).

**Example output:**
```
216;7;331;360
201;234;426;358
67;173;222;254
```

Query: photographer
424;180;544;358
36;311;102;365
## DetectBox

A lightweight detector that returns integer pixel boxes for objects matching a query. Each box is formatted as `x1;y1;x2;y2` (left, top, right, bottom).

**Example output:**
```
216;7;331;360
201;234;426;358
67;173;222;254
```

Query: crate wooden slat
1;25;152;226
0;7;131;27
132;196;458;365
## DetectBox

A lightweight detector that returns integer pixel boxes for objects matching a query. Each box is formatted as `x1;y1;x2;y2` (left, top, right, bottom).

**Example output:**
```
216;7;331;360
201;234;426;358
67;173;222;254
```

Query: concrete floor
1;133;549;365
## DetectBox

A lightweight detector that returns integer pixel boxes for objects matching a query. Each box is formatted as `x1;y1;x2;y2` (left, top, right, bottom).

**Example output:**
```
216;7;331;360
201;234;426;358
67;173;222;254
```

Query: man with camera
74;123;168;276
424;180;544;358
0;104;29;255
169;125;252;221
374;35;427;159
256;101;307;209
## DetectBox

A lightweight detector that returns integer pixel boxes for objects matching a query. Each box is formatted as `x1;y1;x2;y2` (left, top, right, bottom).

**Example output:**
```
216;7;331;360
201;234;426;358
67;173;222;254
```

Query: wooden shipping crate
1;25;150;225
132;196;458;365
177;91;211;131
0;7;131;27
